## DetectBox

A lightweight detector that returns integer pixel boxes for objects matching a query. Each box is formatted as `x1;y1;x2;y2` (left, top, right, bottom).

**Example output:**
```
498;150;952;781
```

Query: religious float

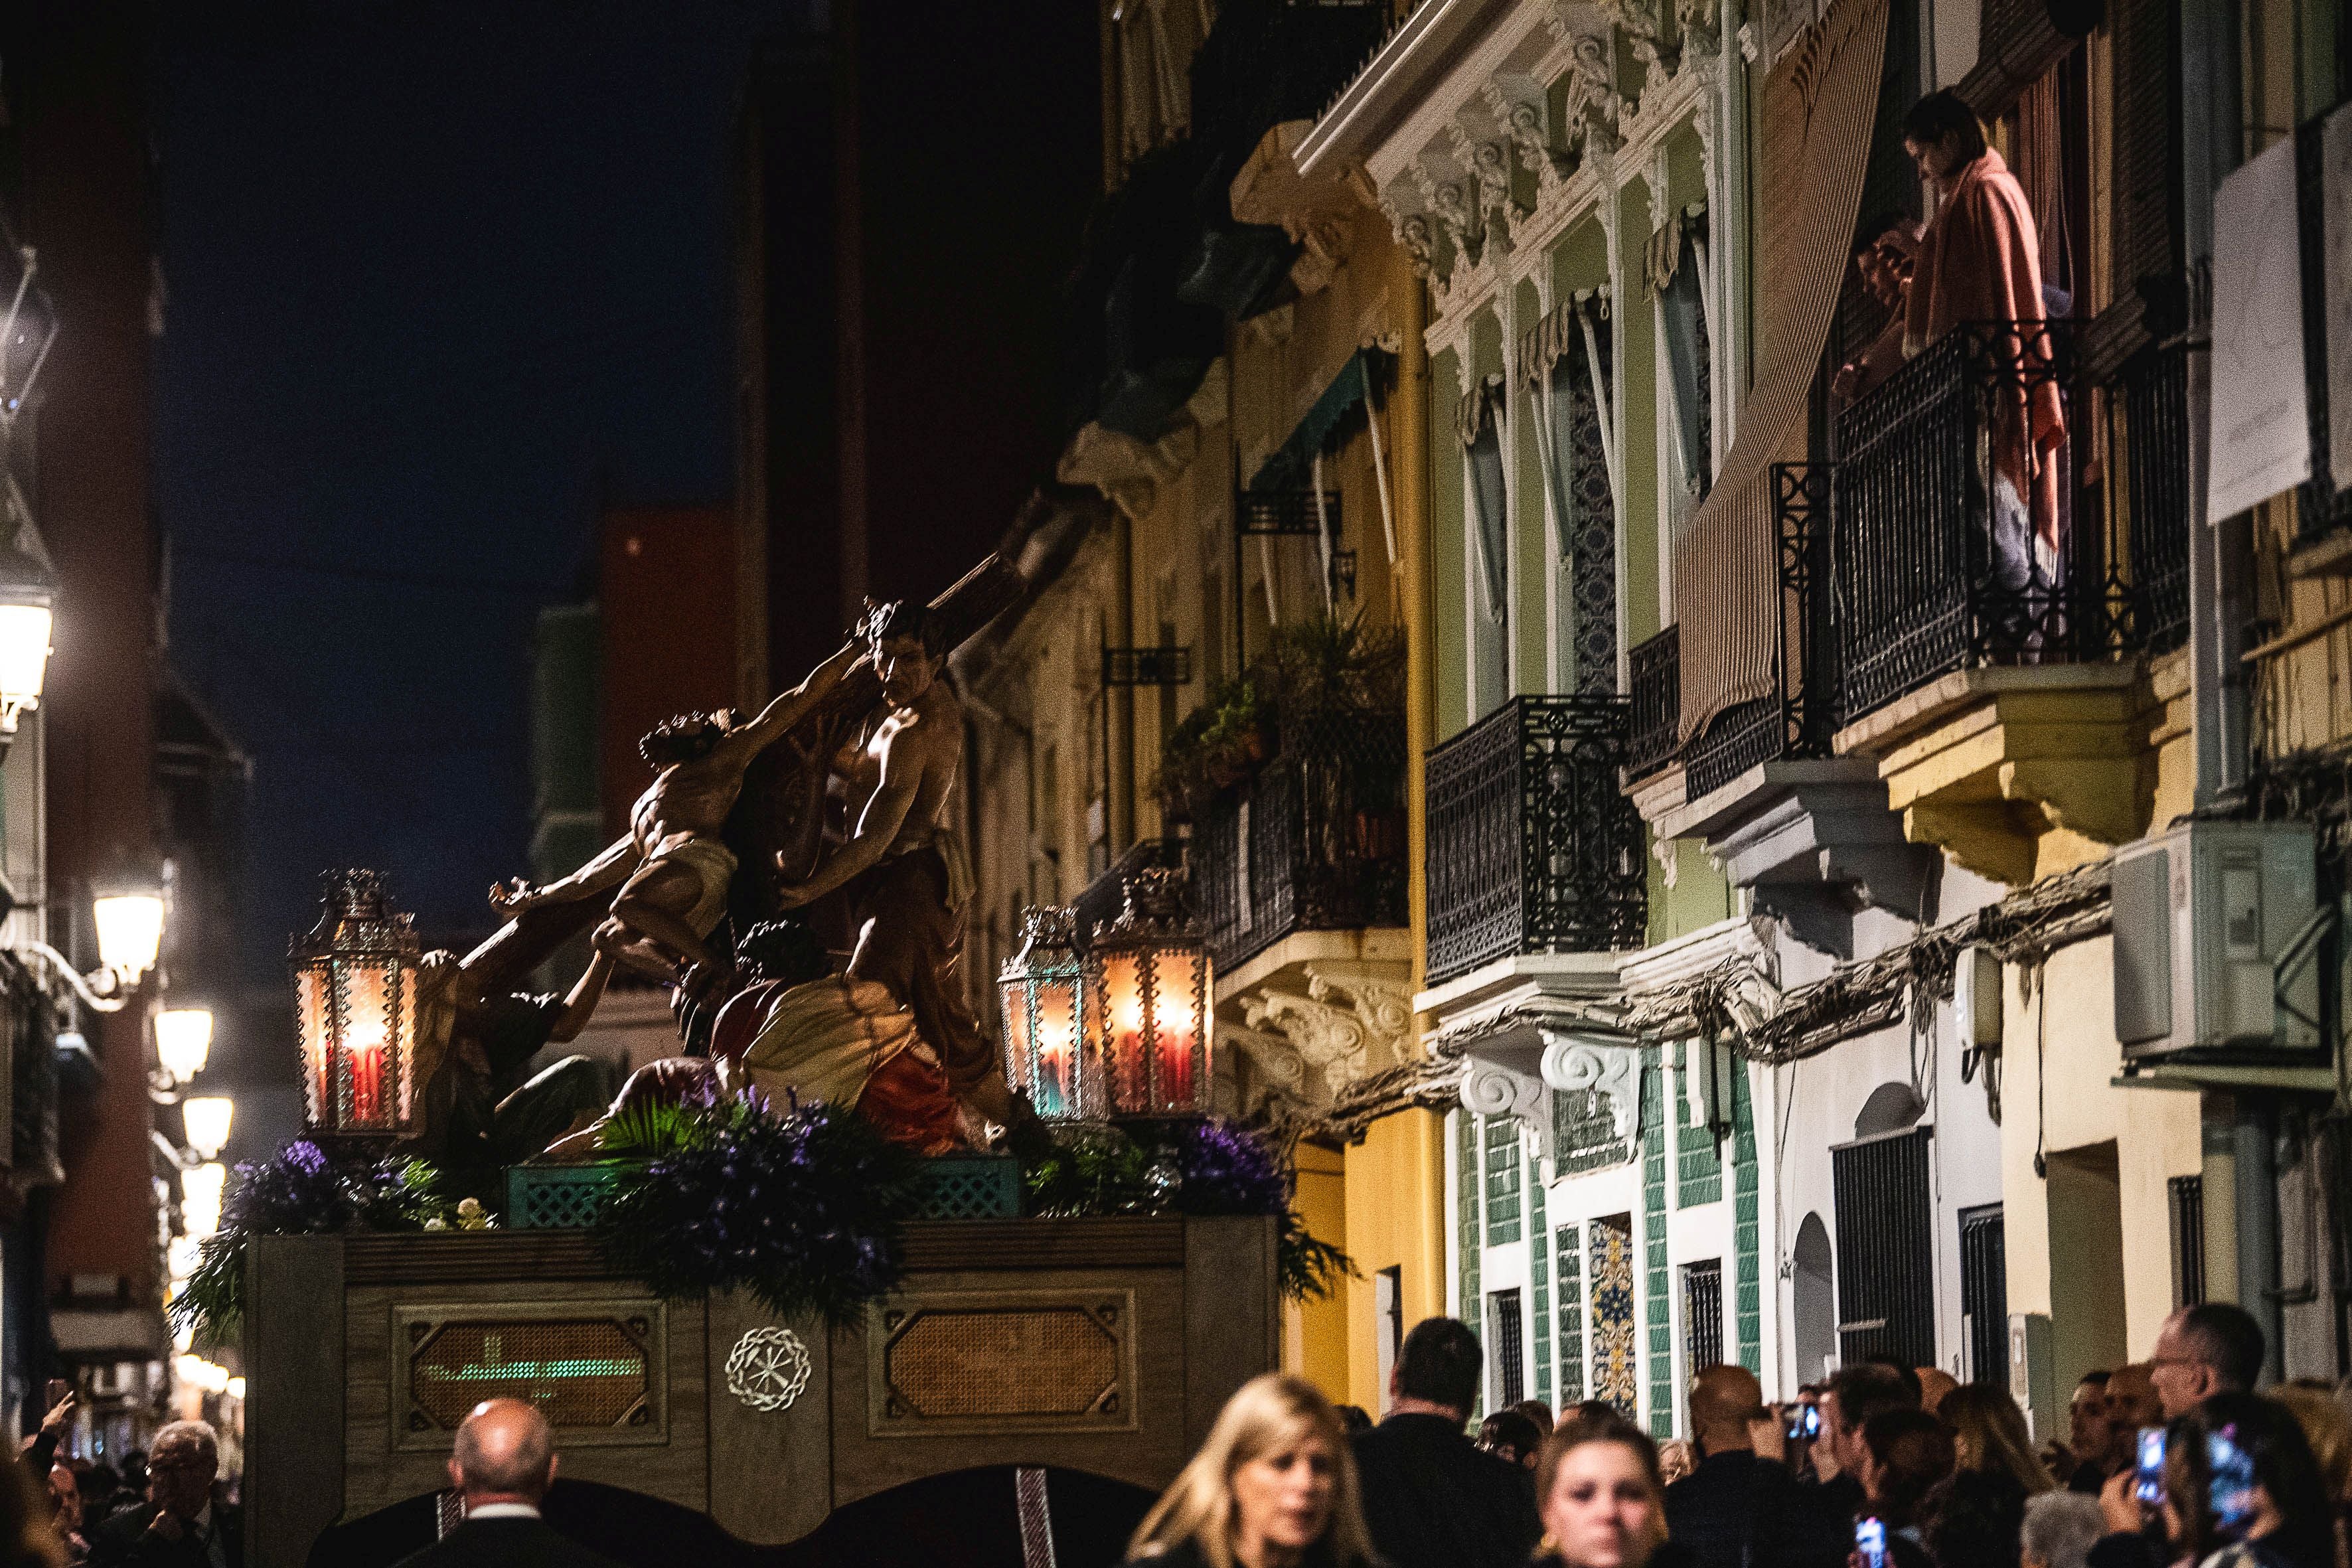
206;560;1318;1567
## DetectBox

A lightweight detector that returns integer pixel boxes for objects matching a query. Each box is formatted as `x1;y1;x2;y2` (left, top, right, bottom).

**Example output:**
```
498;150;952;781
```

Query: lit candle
1035;983;1077;1117
1102;953;1147;1111
348;1016;386;1127
1156;970;1198;1110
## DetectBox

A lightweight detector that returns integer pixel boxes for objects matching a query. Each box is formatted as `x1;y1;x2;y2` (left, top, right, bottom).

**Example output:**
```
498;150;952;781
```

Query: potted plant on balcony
1154;676;1276;819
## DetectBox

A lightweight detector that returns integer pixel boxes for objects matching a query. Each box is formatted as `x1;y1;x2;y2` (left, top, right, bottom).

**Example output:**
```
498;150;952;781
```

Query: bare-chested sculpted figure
772;601;996;1101
490;641;860;996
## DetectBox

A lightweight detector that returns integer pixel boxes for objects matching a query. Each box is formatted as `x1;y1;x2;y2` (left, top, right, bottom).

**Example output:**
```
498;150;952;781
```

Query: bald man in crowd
1664;1365;1851;1568
392;1400;627;1568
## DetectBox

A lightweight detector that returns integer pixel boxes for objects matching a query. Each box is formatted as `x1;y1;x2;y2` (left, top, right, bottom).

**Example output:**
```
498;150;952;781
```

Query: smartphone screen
2134;1427;2166;1506
1855;1518;1889;1568
2208;1429;2258;1533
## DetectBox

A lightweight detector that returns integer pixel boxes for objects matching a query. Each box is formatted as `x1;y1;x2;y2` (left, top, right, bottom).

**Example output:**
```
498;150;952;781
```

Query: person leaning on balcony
1832;212;1923;404
1900;89;2067;587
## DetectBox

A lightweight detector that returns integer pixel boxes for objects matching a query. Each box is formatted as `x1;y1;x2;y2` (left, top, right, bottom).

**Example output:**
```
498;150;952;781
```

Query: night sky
153;0;1099;1041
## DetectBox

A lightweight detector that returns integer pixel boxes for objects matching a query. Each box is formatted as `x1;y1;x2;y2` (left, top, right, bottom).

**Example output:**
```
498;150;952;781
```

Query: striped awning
1672;0;1891;746
1249;349;1392;492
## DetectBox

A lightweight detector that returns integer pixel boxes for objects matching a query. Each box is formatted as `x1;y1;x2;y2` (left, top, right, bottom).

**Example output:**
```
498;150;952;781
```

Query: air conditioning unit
2112;821;2323;1061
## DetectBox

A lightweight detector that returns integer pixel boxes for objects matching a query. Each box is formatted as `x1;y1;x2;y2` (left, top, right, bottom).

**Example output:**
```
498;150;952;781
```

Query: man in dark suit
1666;1364;1851;1568
88;1421;240;1568
1349;1318;1541;1568
391;1399;627;1568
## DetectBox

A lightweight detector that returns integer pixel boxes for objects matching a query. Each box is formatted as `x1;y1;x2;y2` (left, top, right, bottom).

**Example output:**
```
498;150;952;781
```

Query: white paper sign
2324;104;2352;494
2209;135;2312;520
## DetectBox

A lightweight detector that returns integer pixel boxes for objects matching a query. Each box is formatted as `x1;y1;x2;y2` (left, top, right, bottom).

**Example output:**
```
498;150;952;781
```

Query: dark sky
153;0;1098;1022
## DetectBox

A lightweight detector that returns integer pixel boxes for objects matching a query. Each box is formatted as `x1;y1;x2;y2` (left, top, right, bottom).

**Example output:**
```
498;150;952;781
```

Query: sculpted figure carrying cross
772;599;997;1103
489;641;861;997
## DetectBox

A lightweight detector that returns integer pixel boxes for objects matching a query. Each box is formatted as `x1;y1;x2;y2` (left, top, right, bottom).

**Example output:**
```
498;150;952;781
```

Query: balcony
1423;696;1646;988
1832;321;2134;724
1828;321;2160;885
1628;628;1679;783
2109;339;2191;654
1194;710;1407;977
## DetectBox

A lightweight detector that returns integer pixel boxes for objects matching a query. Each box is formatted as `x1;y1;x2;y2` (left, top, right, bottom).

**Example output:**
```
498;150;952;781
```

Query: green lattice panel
916;1156;1022;1219
1675;1048;1723;1207
1456;1111;1481;1342
1483;1115;1522;1245
1528;1144;1551;1405
505;1165;623;1230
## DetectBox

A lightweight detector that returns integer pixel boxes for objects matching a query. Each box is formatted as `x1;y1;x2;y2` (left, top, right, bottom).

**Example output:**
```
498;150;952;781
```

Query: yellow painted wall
1998;936;2203;1361
1341;1108;1450;1412
1285;1140;1352;1396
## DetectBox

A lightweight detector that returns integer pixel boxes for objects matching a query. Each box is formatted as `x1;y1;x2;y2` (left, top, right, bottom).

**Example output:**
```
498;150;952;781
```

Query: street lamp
155;1009;213;1085
1085;868;1214;1118
180;1161;226;1238
997;905;1097;1121
92;884;166;987
181;1096;234;1162
289;868;422;1140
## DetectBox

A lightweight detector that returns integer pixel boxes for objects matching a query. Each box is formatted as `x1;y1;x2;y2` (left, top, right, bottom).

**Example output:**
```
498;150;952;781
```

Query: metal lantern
289;869;422;1139
1086;867;1213;1117
998;905;1095;1120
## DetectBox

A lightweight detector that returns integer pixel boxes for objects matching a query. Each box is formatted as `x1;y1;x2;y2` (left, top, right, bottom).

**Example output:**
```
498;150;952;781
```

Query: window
1682;1259;1724;1378
1959;1204;2007;1386
2169;1176;2206;1308
1831;1127;1938;1370
1489;1288;1526;1407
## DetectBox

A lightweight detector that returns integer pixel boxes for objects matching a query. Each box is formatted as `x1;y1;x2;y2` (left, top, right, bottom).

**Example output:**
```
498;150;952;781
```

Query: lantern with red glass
289;869;422;1140
1085;868;1212;1118
997;905;1096;1121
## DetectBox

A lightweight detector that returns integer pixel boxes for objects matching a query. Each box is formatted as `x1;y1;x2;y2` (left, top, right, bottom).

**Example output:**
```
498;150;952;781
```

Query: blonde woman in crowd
1124;1374;1377;1568
1533;1411;1691;1568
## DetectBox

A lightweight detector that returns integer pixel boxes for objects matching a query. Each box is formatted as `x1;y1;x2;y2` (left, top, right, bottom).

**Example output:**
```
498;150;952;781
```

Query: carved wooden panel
866;1290;1137;1438
390;1301;666;1450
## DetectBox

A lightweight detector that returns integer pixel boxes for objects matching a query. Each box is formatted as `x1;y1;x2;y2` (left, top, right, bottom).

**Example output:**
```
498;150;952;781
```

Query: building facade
957;0;2350;1428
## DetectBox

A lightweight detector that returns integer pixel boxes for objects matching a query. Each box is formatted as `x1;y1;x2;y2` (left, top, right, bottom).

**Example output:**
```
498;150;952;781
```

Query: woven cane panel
868;1291;1136;1437
392;1302;665;1449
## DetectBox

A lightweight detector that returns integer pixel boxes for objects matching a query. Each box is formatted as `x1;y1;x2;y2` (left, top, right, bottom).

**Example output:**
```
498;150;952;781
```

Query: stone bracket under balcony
1832;664;2157;887
1650;757;1936;959
1215;929;1414;1117
1426;992;1645;1160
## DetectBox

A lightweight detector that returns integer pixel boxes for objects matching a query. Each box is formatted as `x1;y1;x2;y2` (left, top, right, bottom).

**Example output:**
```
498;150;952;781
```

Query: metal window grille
2114;341;2192;654
1958;1204;2008;1387
1424;696;1647;983
1490;1288;1526;1407
1682;1260;1724;1377
1830;1127;1938;1370
2169;1175;2206;1308
1628;629;1680;781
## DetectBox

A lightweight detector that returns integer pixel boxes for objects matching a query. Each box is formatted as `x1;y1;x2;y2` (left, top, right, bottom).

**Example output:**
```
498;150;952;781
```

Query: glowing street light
155;1009;214;1085
92;886;165;986
181;1096;234;1162
180;1162;226;1239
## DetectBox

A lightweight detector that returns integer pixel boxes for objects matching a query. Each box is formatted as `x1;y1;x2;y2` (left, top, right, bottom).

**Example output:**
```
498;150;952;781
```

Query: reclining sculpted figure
489;641;860;998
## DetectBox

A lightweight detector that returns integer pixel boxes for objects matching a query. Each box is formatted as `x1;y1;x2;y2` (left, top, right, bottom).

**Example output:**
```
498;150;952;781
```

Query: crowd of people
1121;1304;2352;1568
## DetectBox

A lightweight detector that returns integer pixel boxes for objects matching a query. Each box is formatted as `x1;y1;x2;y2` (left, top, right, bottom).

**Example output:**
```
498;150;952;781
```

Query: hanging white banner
2208;135;2311;521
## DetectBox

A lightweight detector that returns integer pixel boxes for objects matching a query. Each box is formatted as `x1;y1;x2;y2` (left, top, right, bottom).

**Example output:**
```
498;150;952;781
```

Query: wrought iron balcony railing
1074;835;1187;944
2110;339;2192;656
1832;319;2131;727
1194;710;1407;975
1684;464;1838;797
1628;627;1679;782
1424;696;1648;985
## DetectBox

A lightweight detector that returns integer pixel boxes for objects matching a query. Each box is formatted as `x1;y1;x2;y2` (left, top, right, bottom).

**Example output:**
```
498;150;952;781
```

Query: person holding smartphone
2094;1396;2331;1568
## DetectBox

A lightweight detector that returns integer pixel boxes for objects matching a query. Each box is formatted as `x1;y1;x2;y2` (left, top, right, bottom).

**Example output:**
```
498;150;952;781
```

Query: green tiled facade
1557;1224;1584;1405
1529;1143;1551;1405
1457;1110;1481;1341
1733;1058;1763;1372
1676;1046;1724;1208
1484;1113;1523;1245
1641;1055;1671;1437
